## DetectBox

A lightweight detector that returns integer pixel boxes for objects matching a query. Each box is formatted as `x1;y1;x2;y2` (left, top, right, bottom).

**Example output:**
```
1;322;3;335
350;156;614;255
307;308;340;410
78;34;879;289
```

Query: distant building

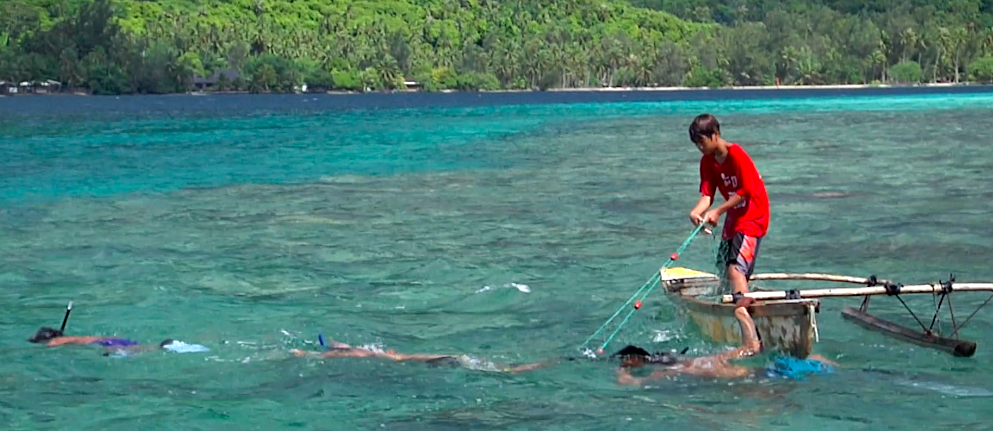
403;80;422;91
0;80;61;94
34;80;62;93
193;70;241;91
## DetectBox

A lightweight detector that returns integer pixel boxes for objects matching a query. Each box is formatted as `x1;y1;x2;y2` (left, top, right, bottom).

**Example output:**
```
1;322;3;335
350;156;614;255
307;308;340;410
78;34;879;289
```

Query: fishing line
579;224;708;355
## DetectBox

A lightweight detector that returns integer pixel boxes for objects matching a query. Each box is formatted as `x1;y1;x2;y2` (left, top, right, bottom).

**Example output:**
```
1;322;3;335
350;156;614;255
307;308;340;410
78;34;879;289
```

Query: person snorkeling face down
292;339;553;374
26;327;140;347
614;301;766;385
28;327;201;356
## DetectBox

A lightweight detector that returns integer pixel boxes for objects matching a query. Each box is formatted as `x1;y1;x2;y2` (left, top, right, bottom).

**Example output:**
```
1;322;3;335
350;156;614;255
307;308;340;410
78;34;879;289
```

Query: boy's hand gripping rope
578;224;707;356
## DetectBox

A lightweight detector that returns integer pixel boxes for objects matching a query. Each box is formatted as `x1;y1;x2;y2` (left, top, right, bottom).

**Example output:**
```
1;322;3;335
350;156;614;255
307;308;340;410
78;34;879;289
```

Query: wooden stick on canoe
749;272;894;285
661;269;895;286
721;283;993;304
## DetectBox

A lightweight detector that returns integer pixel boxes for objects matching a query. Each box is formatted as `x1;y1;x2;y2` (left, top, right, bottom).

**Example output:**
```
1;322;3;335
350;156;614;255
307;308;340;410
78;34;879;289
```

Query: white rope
808;303;819;343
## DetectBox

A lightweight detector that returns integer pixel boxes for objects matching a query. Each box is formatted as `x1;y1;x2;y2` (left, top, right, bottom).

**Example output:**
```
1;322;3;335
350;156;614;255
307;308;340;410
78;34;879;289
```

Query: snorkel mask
28;327;64;343
612;345;680;367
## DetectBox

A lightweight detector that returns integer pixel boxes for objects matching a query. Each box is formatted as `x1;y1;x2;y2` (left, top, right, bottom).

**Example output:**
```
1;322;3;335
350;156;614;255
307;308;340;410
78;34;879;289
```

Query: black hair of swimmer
611;345;679;365
159;339;175;348
425;356;462;368
29;327;64;343
612;345;651;357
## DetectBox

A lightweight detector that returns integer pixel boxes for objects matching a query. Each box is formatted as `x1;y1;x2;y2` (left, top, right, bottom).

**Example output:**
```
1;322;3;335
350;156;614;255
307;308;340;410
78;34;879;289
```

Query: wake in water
859;368;993;397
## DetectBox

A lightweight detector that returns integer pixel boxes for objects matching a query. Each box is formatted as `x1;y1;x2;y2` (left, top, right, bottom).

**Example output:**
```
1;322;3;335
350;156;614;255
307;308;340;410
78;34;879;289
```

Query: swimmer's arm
322;349;378;358
47;336;103;346
615;367;678;386
385;353;455;362
615;368;644;386
807;354;840;367
291;348;377;358
712;344;760;362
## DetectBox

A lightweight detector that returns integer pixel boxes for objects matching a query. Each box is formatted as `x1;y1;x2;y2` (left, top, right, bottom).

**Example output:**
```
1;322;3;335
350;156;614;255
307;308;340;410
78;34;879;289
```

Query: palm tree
899;27;918;63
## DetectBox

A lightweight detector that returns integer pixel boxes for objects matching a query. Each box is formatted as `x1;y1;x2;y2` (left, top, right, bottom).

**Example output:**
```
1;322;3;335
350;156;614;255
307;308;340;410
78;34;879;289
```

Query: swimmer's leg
102;344;154;357
388;353;459;362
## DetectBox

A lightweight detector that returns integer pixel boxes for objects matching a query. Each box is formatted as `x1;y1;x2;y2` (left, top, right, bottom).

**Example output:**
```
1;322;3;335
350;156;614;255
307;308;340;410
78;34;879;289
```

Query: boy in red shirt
686;114;769;304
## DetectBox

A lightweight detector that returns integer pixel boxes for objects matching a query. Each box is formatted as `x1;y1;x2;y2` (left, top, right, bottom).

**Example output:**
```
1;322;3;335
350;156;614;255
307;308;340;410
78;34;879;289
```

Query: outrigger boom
721;281;993;303
718;272;993;358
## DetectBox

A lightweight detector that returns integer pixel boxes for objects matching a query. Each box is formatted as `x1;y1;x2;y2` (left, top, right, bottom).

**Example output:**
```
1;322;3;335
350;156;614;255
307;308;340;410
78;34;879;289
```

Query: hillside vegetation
1;0;992;94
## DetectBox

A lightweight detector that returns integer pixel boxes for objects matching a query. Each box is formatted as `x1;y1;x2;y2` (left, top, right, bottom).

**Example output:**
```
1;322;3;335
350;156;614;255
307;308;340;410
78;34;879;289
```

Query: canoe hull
661;267;820;359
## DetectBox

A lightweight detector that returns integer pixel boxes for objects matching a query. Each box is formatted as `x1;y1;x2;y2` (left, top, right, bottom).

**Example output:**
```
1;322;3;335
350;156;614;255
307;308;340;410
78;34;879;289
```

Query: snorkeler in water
28;327;209;356
27;302;209;356
291;338;554;374
614;297;838;385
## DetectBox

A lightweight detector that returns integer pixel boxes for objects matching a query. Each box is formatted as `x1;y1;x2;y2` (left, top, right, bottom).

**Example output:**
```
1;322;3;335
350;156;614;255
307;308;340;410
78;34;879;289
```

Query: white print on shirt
720;173;747;209
720;173;737;189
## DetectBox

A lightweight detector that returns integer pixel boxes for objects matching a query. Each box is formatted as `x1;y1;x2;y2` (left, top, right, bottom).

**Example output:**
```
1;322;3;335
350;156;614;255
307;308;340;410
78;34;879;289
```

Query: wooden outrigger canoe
660;267;821;359
662;266;993;358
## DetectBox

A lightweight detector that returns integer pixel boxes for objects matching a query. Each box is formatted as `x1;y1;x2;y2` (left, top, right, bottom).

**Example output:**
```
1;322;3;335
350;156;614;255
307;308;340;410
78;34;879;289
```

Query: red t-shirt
699;143;769;239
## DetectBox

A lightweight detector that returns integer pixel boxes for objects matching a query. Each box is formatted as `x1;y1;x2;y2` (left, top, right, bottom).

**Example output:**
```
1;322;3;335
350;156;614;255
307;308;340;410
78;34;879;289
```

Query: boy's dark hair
689;114;720;144
159;339;175;348
28;327;64;343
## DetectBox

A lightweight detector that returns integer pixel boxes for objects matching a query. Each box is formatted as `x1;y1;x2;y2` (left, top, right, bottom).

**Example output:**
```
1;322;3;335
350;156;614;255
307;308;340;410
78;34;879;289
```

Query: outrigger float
661;267;993;358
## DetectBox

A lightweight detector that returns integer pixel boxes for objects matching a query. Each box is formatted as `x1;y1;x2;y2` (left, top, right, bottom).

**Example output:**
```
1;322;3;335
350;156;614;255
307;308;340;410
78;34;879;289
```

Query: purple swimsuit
92;338;139;347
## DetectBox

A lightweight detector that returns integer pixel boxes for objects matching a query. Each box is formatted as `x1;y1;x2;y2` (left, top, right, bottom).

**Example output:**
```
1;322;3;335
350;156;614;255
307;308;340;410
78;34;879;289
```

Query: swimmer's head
613;345;679;368
425;356;462;368
28;327;64;343
159;339;175;348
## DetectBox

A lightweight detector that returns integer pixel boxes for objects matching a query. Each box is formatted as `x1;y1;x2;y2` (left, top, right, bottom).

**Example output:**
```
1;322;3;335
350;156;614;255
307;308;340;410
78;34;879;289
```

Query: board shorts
765;354;834;381
717;232;762;279
92;338;139;347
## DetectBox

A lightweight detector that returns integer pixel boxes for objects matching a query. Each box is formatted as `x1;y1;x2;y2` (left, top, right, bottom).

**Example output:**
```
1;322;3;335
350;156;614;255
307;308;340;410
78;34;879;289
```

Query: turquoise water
3;91;993;430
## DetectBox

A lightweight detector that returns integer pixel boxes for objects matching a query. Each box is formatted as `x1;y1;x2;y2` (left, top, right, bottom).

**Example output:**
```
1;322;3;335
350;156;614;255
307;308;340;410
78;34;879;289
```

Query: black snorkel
28;301;74;344
60;301;73;333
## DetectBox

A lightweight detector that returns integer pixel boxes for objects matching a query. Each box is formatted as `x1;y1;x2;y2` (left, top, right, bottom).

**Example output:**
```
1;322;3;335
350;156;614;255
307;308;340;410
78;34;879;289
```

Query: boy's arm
704;194;745;221
689;195;713;220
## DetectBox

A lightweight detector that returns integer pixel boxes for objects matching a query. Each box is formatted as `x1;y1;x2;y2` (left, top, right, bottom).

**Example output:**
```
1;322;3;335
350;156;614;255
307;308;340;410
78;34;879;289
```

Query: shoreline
545;82;966;92
4;82;990;98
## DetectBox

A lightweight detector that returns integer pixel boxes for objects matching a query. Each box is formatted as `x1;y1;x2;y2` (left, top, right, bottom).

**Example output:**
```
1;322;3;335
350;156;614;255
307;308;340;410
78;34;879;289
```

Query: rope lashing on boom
578;224;708;357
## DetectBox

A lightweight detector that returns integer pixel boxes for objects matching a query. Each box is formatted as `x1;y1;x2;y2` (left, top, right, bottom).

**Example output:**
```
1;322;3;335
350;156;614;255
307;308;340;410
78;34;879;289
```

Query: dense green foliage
1;0;992;95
